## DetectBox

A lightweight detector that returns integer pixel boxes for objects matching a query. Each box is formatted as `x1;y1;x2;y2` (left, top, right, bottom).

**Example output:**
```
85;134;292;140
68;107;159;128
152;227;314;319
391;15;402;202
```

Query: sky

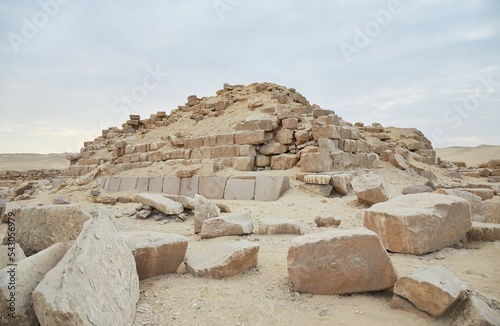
0;0;499;154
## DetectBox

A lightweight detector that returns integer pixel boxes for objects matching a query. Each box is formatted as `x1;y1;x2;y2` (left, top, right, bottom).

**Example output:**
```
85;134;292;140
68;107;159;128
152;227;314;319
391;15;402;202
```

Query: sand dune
435;144;500;166
0;153;70;171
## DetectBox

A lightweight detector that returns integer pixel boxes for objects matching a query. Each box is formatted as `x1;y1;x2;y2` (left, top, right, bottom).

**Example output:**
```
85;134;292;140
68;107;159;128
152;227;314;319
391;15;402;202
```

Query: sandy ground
2;161;499;326
0;153;69;171
435;144;500;166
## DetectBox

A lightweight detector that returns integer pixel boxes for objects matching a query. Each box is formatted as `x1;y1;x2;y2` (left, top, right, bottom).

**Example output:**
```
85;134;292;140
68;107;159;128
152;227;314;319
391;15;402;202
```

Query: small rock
314;215;341;227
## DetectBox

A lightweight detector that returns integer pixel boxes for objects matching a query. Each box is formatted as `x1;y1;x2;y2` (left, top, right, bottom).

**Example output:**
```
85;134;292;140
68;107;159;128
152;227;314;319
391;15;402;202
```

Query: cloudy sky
0;0;499;154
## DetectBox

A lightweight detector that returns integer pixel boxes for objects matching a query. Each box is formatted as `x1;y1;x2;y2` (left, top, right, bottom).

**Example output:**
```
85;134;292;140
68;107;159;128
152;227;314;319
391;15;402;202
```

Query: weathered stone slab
299;184;333;197
459;188;495;201
0;243;26;269
200;213;254;239
300;153;334;172
235;130;266;145
254;175;289;201
224;178;255;200
198;176;228;200
259;218;303;235
467;222;500;241
107;177;122;192
364;193;471;255
0;242;71;326
194;194;221;234
136;193;184;215
314;215;341;227
394;265;467;317
237;114;277;131
162;176;181;195
32;212;139;326
390;154;408;170
484;200;500;224
185;240;259;278
136;177;150;191
403;185;433;195
148;177;164;192
121;231;188;280
331;173;353;195
119;177;138;191
2;205;92;255
287;228;398;295
271;154;298;170
303;174;331;185
163;195;195;210
180;176;199;197
351;174;388;205
233;157;255;171
450;293;500;326
435;188;485;218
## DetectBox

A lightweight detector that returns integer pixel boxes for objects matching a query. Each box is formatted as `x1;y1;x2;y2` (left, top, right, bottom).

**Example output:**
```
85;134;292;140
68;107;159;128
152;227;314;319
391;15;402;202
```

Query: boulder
402;185;433;195
121;231;188;280
394;265;467;317
450;292;500;326
435;188;485;218
351;174;388;205
224;178;255;200
185;240;259;278
136;193;184;215
163;195;195;210
390;154;408;170
459;188;495;201
314;215;341;227
0;243;26;269
467;222;500;241
287;228;398;295
200;213;254;239
331;173;353;195
1;202;21;223
254;175;289;201
2;205;92;255
32;211;139;326
364;193;471;255
259;218;303;235
0;242;71;326
194;194;221;234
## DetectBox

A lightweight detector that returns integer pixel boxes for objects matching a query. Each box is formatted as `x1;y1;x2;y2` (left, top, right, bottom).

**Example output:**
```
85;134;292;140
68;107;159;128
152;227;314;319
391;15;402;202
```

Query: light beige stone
198;176;227;200
186;240;259;278
390;154;408;170
162;176;181;195
121;231;188;280
224;178;255;200
2;205;92;255
271;154;299;170
304;174;331;185
163;195;195;210
394;265;467;317
364;193;471;255
0;243;26;269
315;215;341;227
194;194;221;234
459;188;495;201
237;114;277;131
259;218;303;235
259;141;288;155
275;129;294;145
331;173;353;195
299;152;334;172
32;212;139;326
351;174;388;205
136;193;184;215
235;130;266;145
0;242;72;326
254;176;289;201
467;222;500;241
287;228;398;295
233;157;255;171
450;293;500;326
435;188;485;219
200;213;254;239
180;176;199;197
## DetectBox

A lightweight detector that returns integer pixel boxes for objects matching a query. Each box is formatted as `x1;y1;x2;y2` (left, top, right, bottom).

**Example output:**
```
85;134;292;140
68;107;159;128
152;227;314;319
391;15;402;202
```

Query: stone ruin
0;82;499;325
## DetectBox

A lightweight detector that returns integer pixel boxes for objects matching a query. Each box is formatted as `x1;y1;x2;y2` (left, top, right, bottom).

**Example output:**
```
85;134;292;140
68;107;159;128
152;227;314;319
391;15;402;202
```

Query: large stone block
351;174;388;205
459;188;495;201
136;177;150;191
300;152;334;172
180;176;199;197
186;240;259;278
287;228;397;295
121;231;188;280
331;173;353;195
271;154;298;170
136;193;184;215
107;177;122;192
235;130;266;145
484;200;500;224
237;114;277;131
119;177;138;191
233;157;255;171
224;178;255;200
148;177;164;192
450;293;500;326
194;194;221;234
198;176;228;200
394;266;467;317
254;176;289;201
200;213;254;239
259;141;288;155
2;205;92;255
0;242;71;326
32;212;139;326
162;176;181;195
259;218;303;235
364;193;471;255
311;125;340;140
435;188;485;219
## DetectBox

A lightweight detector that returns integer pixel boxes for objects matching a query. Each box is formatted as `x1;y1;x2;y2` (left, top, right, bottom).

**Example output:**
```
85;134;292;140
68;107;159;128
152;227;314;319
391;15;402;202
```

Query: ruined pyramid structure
66;82;438;177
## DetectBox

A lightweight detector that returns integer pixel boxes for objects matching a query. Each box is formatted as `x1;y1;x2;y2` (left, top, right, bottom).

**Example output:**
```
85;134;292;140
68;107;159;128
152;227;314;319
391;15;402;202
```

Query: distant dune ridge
435;145;500;166
0;153;70;171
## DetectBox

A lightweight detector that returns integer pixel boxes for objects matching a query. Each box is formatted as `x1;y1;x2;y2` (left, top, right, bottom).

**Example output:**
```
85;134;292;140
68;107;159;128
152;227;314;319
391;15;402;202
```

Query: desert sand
435;145;500;166
0;153;69;171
